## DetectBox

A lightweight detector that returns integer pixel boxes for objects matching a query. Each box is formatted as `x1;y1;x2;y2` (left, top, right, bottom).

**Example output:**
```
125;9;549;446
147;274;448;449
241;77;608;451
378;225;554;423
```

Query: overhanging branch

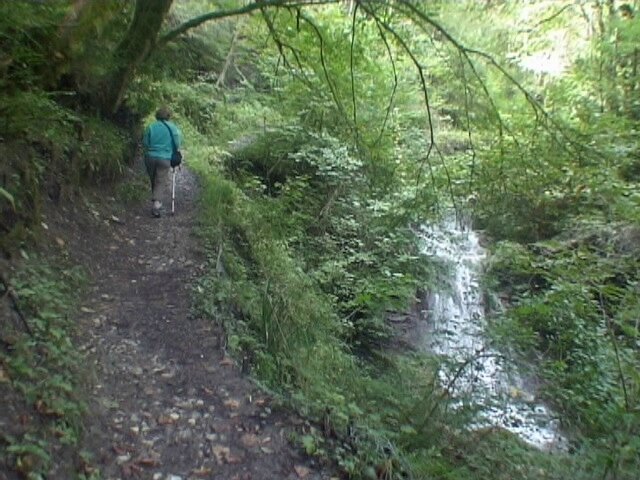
158;0;339;47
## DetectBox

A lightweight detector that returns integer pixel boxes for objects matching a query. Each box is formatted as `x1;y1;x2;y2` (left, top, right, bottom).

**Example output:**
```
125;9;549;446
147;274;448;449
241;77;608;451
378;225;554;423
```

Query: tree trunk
215;21;243;89
102;0;173;115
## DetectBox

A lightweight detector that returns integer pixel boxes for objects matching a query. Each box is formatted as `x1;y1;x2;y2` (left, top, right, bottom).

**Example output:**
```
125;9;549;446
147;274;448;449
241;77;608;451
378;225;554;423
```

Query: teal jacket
143;120;182;160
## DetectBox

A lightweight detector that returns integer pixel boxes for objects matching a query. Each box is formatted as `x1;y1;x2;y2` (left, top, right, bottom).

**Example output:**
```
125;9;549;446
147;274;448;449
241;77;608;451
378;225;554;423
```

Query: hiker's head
155;106;172;121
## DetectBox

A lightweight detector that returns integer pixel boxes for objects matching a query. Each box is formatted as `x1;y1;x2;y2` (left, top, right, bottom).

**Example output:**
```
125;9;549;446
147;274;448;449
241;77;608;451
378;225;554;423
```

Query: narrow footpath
61;168;331;480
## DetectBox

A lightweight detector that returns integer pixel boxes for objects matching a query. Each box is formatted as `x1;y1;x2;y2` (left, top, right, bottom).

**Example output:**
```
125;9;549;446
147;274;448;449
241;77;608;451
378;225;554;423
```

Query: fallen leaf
220;357;234;366
111;445;127;455
294;465;311;478
157;415;176;425
191;467;213;477
136;457;160;467
223;399;240;409
121;462;142;478
211;445;230;464
34;399;62;417
240;433;260;448
55;237;65;247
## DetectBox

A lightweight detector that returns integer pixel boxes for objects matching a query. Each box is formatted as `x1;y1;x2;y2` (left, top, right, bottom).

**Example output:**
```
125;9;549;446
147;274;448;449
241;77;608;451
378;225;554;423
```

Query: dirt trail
61;168;331;480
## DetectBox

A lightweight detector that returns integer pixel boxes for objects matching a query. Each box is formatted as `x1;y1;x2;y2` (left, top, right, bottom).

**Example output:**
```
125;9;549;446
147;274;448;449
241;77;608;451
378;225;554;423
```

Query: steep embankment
3;166;333;479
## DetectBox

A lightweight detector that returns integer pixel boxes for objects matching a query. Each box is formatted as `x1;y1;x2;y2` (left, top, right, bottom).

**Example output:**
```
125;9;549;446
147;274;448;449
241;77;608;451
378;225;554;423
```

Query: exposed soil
10;166;335;480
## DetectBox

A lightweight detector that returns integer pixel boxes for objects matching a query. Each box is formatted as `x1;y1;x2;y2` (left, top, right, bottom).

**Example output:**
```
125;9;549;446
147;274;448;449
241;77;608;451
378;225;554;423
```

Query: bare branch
459;50;478;199
159;0;339;47
358;3;435;186
215;20;243;89
350;2;359;141
298;11;348;122
372;21;398;148
520;3;575;33
261;7;315;89
393;0;588;159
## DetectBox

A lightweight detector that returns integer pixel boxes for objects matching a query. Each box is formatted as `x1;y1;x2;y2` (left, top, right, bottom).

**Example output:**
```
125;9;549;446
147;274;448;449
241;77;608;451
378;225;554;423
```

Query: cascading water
418;216;565;450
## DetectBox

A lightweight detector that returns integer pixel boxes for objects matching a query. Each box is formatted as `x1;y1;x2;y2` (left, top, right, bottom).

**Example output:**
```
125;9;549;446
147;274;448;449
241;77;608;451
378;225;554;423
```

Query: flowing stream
418;216;565;450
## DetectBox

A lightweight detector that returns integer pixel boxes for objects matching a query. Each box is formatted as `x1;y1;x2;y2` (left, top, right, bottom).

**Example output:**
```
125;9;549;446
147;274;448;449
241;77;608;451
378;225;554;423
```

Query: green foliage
4;0;640;477
0;88;129;253
486;223;640;476
0;1;68;91
114;173;149;204
1;257;87;478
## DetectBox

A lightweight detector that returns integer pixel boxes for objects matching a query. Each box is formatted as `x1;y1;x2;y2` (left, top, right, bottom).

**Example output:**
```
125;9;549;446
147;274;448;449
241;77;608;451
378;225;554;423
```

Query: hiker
142;106;183;217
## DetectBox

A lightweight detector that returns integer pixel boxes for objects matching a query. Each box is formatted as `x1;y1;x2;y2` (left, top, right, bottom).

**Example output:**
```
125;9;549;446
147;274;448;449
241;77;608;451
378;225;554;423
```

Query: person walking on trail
143;107;183;218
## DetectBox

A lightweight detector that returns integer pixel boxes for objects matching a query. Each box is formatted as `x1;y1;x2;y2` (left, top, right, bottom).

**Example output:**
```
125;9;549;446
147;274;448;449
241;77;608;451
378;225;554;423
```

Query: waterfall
418;216;565;450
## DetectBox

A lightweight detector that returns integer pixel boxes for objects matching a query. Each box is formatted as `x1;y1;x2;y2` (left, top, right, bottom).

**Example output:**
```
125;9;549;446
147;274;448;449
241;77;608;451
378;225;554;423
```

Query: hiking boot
152;200;162;218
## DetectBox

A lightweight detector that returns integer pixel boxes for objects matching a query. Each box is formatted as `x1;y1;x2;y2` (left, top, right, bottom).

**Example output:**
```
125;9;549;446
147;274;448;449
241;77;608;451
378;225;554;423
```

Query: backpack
161;121;182;168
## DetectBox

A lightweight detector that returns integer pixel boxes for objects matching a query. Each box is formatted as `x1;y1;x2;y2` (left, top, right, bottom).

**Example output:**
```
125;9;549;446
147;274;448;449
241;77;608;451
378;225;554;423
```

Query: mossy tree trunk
102;0;173;115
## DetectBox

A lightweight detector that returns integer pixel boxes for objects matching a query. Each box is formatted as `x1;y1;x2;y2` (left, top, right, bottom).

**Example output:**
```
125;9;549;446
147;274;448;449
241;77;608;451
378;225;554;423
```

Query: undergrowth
0;90;131;255
188;149;581;480
0;255;89;479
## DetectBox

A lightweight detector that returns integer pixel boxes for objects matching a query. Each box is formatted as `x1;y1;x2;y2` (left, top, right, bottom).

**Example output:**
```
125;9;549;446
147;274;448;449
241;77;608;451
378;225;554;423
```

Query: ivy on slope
1;258;89;479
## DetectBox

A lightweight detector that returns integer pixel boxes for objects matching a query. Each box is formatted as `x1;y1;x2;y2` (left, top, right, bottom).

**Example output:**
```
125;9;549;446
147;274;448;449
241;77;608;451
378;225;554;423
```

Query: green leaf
301;434;317;454
0;187;15;209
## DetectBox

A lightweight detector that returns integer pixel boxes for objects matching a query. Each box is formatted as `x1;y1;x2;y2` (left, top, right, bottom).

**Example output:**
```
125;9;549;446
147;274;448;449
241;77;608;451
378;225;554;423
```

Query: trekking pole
171;167;176;214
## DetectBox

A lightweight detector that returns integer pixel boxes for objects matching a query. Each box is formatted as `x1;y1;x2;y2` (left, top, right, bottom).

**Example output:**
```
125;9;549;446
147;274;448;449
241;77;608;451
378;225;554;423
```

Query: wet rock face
417;216;566;451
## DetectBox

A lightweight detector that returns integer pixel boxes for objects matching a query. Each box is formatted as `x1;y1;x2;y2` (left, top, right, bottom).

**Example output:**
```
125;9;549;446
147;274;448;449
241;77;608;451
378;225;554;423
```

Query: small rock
116;454;131;464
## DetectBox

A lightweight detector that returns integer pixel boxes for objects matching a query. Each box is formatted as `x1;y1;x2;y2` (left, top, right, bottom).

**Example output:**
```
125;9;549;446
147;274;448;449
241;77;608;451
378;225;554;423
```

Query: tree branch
393;0;588;159
358;3;436;191
350;2;359;141
158;0;339;47
298;11;348;123
215;20;243;89
372;21;398;148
